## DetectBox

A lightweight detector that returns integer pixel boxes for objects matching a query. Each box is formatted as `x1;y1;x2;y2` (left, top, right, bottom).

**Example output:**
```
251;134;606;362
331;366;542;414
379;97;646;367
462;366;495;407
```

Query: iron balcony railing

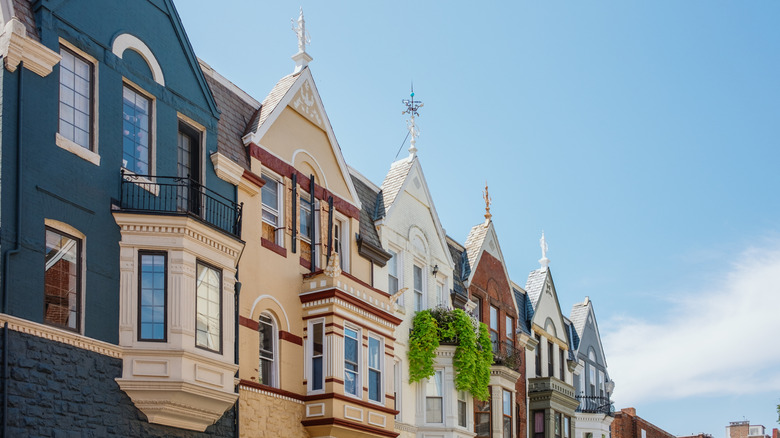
119;171;243;238
492;340;523;371
576;395;615;416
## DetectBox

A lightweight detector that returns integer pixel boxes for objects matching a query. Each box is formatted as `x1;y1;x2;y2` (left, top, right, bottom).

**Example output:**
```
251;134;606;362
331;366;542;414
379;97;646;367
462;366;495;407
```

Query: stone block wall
239;386;309;438
0;329;235;437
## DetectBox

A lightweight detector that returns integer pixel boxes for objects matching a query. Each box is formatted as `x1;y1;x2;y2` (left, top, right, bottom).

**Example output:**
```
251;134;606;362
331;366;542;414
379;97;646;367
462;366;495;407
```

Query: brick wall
0;330;235;437
612;408;675;438
728;423;749;438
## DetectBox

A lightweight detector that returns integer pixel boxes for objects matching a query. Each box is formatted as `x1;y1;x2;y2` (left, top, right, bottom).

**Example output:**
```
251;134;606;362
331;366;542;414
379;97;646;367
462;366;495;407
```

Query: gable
577;305;608;368
41;0;218;117
470;251;518;317
247;69;360;209
531;271;569;347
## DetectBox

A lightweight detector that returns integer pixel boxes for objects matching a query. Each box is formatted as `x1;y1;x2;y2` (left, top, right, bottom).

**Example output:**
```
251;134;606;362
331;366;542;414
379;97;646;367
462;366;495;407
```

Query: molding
111;33;165;86
302;417;399;438
0;313;122;358
239;380;304;404
300;288;402;327
240;169;264;196
210;152;245;188
0;18;60;77
356;235;393;268
394;421;418;433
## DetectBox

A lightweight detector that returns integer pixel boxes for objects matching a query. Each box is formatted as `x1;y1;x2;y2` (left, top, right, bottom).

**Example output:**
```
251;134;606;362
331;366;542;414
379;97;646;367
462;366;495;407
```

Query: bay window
139;252;166;341
195;262;221;352
475;397;490;437
344;326;360;396
425;370;443;423
368;335;382;402
503;389;512;437
310;320;324;391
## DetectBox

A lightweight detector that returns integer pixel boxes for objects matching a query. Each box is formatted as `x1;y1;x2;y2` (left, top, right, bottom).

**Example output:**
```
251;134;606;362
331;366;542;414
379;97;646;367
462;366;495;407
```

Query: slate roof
513;287;533;336
446;236;470;299
569;300;590;345
246;71;301;135
464;221;489;273
348;168;383;251
379;157;414;213
524;267;548;311
14;0;39;40
201;62;258;170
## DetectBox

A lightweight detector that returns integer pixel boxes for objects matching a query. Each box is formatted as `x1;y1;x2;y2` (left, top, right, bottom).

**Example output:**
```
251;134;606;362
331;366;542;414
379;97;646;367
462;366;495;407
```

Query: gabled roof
379;157;414;212
525;267;548;311
243;66;361;210
348;167;384;253
201;60;258;170
569;298;610;369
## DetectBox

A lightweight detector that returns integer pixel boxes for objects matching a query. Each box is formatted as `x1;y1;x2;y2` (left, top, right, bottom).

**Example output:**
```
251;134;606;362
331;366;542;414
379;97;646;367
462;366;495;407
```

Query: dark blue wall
0;0;228;344
0;329;236;437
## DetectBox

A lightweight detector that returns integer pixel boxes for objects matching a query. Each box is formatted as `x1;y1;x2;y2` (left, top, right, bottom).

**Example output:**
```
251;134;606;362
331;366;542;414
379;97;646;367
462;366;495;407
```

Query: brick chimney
771;429;778;438
621;407;637;416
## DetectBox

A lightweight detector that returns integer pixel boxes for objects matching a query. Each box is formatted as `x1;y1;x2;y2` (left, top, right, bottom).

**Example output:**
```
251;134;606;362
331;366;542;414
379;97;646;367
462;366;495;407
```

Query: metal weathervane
402;85;424;157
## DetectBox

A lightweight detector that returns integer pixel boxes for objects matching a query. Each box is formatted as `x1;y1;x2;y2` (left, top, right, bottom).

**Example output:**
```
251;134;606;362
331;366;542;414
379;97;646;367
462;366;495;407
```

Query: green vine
407;308;494;401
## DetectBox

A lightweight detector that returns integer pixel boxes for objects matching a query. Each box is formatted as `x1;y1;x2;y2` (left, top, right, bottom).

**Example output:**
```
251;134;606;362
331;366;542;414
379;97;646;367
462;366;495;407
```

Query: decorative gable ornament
291;80;325;129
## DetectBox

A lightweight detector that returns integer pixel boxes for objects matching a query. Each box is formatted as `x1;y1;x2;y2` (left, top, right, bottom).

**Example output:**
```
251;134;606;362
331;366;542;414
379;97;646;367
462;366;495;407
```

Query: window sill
56;133;100;166
261;238;286;257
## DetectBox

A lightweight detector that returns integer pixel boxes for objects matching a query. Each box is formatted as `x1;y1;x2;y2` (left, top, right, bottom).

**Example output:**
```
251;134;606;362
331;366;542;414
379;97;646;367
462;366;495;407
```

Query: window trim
457;390;468;428
43;224;84;333
502;389;512;438
195;260;222;354
137;250;167;342
489;305;499;350
57;39;100;166
344;324;361;398
261;170;284;247
388;247;403;307
121;79;156;177
548;340;555;378
333;214;349;273
425;369;444;424
367;333;383;404
413;263;425;312
474;395;491;437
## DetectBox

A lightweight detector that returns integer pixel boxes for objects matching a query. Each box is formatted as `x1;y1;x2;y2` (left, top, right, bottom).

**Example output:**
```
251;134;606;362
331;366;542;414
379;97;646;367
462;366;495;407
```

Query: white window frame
413;263;425;312
367;333;383;404
457;390;468;428
261;171;284;245
57;38;100;166
425;370;444;424
195;261;222;353
307;318;326;394
436;280;446;307
388;247;403;307
393;358;402;421
258;312;279;388
343;324;361;398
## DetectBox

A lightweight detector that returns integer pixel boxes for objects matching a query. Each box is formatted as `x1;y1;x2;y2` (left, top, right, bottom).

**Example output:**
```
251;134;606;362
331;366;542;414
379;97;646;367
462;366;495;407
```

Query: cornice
0;18;60;77
0;313;122;358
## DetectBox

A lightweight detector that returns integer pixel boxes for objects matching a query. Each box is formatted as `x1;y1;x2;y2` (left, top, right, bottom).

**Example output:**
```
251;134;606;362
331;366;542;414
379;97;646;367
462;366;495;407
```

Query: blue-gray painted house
0;0;243;435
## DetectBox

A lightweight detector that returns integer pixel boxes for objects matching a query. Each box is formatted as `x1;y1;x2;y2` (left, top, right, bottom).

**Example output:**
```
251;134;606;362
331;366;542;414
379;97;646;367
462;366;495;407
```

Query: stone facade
238;386;308;438
1;329;235;437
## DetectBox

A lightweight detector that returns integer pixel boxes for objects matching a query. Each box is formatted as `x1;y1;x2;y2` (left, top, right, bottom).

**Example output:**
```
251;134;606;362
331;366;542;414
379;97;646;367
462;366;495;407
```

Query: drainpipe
2;61;24;438
233;183;242;438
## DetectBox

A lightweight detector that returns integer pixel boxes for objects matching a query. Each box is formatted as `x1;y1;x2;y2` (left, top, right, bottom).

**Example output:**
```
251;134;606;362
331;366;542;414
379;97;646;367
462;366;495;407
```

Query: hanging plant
407;308;493;401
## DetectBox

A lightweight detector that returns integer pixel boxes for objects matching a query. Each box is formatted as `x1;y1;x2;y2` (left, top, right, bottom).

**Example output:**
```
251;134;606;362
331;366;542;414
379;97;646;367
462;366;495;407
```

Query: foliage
407;307;494;401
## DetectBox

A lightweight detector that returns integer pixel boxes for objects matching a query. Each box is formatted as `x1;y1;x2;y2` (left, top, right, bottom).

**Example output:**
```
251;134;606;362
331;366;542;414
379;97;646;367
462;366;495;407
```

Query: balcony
492;340;523;371
576;395;614;416
119;172;243;238
528;376;580;415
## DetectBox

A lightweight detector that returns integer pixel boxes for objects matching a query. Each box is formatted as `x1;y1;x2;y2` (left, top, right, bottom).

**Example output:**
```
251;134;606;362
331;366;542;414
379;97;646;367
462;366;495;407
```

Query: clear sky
174;1;780;435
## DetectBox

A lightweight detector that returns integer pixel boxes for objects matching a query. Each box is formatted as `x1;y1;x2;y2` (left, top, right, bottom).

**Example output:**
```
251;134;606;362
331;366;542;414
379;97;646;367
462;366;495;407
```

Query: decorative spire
539;231;550;269
291;8;312;73
402;84;423;158
483;182;492;222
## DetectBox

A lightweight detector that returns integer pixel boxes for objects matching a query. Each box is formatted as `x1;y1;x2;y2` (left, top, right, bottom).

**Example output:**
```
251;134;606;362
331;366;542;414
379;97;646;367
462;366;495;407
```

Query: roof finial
291;7;312;73
402;83;423;158
483;181;492;222
539;231;550;269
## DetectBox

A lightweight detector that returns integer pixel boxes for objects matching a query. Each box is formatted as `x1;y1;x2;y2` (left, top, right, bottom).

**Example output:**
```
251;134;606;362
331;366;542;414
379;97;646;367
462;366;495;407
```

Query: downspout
233;184;243;438
3;61;24;438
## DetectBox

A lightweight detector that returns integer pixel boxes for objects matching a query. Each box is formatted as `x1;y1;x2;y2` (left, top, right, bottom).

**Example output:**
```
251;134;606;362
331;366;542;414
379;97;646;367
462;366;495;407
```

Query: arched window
258;313;278;387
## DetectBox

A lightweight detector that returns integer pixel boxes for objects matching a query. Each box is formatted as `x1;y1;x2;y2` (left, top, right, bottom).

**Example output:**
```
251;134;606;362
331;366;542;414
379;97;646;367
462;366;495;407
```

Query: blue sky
175;1;780;435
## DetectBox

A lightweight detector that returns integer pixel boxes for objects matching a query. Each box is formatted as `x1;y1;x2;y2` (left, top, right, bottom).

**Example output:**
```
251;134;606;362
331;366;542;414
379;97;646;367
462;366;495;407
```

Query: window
505;315;514;356
533;411;545;438
59;45;93;150
300;194;313;264
502;389;512;437
388;250;400;304
564;415;571;438
475;397;491;437
344;327;360;396
599;370;605;397
334;219;347;271
122;84;152;174
259;313;277;387
458;390;467;428
177;121;201;214
559;348;565;380
413;264;424;311
425;370;443;423
535;334;542;377
589;363;596;395
548;341;554;377
261;174;282;245
139;252;166;341
555;412;562;438
641;430;647;438
394;360;402;420
44;227;82;332
310;320;324;391
490;306;499;351
368;335;382;402
474;296;482;322
437;282;445;307
195;262;221;352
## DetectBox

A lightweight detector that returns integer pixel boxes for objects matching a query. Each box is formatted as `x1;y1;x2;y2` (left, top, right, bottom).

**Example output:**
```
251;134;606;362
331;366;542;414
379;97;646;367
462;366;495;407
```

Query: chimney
622;407;637;416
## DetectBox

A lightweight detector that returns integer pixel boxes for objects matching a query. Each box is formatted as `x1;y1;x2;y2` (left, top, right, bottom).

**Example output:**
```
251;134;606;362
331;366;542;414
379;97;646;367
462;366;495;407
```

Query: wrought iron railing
576;395;614;416
492;340;523;371
119;171;243;238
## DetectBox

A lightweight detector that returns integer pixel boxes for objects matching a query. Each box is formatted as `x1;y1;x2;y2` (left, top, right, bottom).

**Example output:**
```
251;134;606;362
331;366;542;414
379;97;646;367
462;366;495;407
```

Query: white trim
291;149;329;189
306;318;326;394
55;134;100;166
248;295;291;332
367;332;384;404
112;33;164;86
261;170;284;246
258;312;279;389
0;313;122;358
343;323;362;399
